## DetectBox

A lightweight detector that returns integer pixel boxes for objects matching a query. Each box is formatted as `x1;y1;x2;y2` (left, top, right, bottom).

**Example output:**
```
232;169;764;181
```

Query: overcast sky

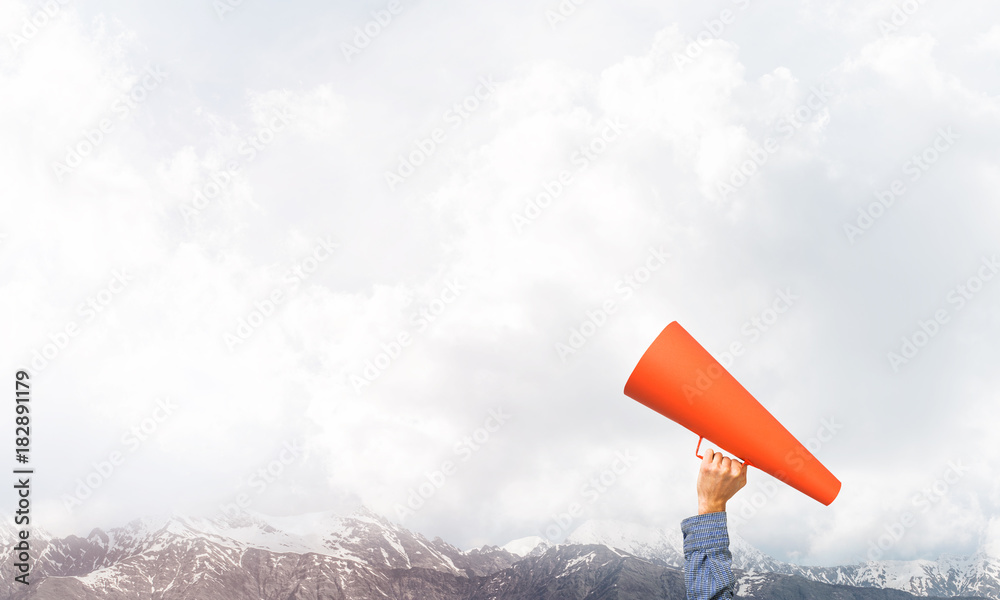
2;0;1000;567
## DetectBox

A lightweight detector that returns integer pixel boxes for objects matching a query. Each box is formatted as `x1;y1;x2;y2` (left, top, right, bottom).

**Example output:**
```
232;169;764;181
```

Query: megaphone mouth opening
623;321;682;398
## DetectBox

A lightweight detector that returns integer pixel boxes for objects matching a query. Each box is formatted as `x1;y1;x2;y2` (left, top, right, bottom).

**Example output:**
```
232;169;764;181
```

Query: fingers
702;447;746;476
702;448;726;469
713;451;733;473
701;449;718;472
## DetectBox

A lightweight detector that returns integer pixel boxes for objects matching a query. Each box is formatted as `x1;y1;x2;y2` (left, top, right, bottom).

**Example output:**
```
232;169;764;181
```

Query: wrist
697;500;727;515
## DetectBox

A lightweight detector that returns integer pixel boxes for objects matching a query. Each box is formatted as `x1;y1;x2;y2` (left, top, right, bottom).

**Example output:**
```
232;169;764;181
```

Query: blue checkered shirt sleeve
681;512;736;600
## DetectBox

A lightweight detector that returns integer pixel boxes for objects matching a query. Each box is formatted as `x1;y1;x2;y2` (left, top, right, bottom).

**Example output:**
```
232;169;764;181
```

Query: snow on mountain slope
162;507;477;575
564;519;685;567
543;517;1000;599
0;507;524;600
559;518;783;572
727;529;789;572
4;508;999;599
839;552;1000;599
501;535;550;557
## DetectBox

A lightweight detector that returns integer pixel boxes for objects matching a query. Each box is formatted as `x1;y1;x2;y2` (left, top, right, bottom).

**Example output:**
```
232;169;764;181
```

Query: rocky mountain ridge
0;508;994;599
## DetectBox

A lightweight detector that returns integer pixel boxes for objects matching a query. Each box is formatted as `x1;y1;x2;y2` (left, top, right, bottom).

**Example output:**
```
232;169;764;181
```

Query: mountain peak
545;518;684;568
566;519;682;552
501;535;550;557
8;507;1000;599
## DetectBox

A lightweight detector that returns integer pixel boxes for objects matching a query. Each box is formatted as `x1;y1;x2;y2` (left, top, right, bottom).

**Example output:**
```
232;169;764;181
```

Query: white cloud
3;0;1000;569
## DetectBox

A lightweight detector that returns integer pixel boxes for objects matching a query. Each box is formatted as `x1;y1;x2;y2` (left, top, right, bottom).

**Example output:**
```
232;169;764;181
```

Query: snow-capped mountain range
0;507;996;599
504;518;1000;599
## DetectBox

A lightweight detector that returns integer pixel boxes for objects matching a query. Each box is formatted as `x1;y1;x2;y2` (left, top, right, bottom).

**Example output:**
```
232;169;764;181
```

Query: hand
696;448;747;515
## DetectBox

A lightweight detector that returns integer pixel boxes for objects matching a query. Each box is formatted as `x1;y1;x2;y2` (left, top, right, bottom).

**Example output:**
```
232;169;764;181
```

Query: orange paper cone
624;321;841;505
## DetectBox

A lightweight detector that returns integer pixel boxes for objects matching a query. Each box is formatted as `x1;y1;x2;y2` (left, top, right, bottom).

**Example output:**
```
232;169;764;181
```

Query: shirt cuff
681;511;730;555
